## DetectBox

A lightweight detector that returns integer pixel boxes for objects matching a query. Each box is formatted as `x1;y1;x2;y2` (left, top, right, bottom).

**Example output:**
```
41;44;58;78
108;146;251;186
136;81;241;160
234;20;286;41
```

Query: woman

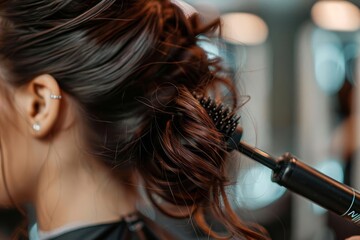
0;0;268;239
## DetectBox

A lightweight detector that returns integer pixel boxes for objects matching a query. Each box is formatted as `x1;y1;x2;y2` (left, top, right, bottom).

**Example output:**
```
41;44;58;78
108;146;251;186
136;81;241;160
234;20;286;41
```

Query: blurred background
0;0;359;239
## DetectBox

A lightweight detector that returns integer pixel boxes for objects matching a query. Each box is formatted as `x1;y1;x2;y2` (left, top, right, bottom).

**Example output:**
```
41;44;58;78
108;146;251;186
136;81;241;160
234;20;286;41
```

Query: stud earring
32;122;41;132
50;94;62;100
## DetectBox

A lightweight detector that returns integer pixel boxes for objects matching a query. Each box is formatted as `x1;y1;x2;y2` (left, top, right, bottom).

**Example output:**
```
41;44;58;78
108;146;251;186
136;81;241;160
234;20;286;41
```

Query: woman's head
0;0;267;239
0;0;213;154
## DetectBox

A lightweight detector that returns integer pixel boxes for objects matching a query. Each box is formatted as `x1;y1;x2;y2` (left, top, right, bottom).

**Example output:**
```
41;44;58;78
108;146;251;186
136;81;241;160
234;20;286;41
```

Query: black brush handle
234;137;360;226
237;141;277;170
272;153;360;225
228;128;277;170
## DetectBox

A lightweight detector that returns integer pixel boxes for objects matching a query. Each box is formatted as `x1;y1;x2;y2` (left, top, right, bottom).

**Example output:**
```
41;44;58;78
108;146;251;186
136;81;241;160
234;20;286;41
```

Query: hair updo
0;0;268;239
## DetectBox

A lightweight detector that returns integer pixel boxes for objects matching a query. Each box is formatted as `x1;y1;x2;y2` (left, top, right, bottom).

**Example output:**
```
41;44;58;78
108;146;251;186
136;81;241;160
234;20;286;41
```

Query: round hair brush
196;95;360;226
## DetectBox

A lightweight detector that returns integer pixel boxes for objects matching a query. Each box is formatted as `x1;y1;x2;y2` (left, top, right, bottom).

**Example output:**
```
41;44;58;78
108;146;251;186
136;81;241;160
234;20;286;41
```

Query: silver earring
50;94;62;100
32;122;41;132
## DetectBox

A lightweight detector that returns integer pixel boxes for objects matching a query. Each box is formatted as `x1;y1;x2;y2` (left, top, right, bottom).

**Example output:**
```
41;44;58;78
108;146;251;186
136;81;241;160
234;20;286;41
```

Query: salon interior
0;0;360;239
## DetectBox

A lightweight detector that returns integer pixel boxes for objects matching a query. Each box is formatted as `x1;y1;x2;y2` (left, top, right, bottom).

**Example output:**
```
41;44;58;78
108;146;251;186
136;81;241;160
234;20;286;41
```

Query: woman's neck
33;138;137;231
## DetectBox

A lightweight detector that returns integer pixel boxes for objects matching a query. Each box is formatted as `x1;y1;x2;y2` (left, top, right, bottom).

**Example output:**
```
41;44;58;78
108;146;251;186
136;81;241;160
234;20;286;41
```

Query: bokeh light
221;13;269;45
236;165;286;210
311;1;360;32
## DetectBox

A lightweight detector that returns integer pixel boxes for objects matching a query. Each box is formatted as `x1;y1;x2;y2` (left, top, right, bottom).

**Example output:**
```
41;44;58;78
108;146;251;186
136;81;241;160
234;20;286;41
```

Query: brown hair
0;0;268;239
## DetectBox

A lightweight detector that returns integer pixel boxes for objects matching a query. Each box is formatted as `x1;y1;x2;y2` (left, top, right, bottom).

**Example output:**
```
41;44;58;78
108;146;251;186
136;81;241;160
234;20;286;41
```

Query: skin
0;74;137;231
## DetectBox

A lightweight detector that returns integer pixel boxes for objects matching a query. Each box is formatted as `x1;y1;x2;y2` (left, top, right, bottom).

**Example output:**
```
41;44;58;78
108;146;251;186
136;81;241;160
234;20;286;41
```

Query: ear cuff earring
32;122;41;132
32;93;61;132
50;94;62;100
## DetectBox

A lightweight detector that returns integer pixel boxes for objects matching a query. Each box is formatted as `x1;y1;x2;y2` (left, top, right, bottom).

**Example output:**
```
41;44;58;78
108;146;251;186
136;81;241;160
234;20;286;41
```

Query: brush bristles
195;95;240;139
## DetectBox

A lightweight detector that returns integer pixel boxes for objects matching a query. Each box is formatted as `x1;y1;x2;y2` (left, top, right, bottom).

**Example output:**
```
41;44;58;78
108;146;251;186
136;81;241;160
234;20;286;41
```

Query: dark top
48;213;173;240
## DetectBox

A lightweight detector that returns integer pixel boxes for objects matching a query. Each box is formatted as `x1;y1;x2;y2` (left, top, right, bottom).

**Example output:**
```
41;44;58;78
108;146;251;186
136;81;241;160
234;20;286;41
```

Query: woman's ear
19;74;62;138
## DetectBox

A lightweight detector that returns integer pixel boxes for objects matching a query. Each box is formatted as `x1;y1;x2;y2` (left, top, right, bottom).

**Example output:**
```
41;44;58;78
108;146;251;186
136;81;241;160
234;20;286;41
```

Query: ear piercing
50;94;62;100
32;93;61;132
32;122;41;132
